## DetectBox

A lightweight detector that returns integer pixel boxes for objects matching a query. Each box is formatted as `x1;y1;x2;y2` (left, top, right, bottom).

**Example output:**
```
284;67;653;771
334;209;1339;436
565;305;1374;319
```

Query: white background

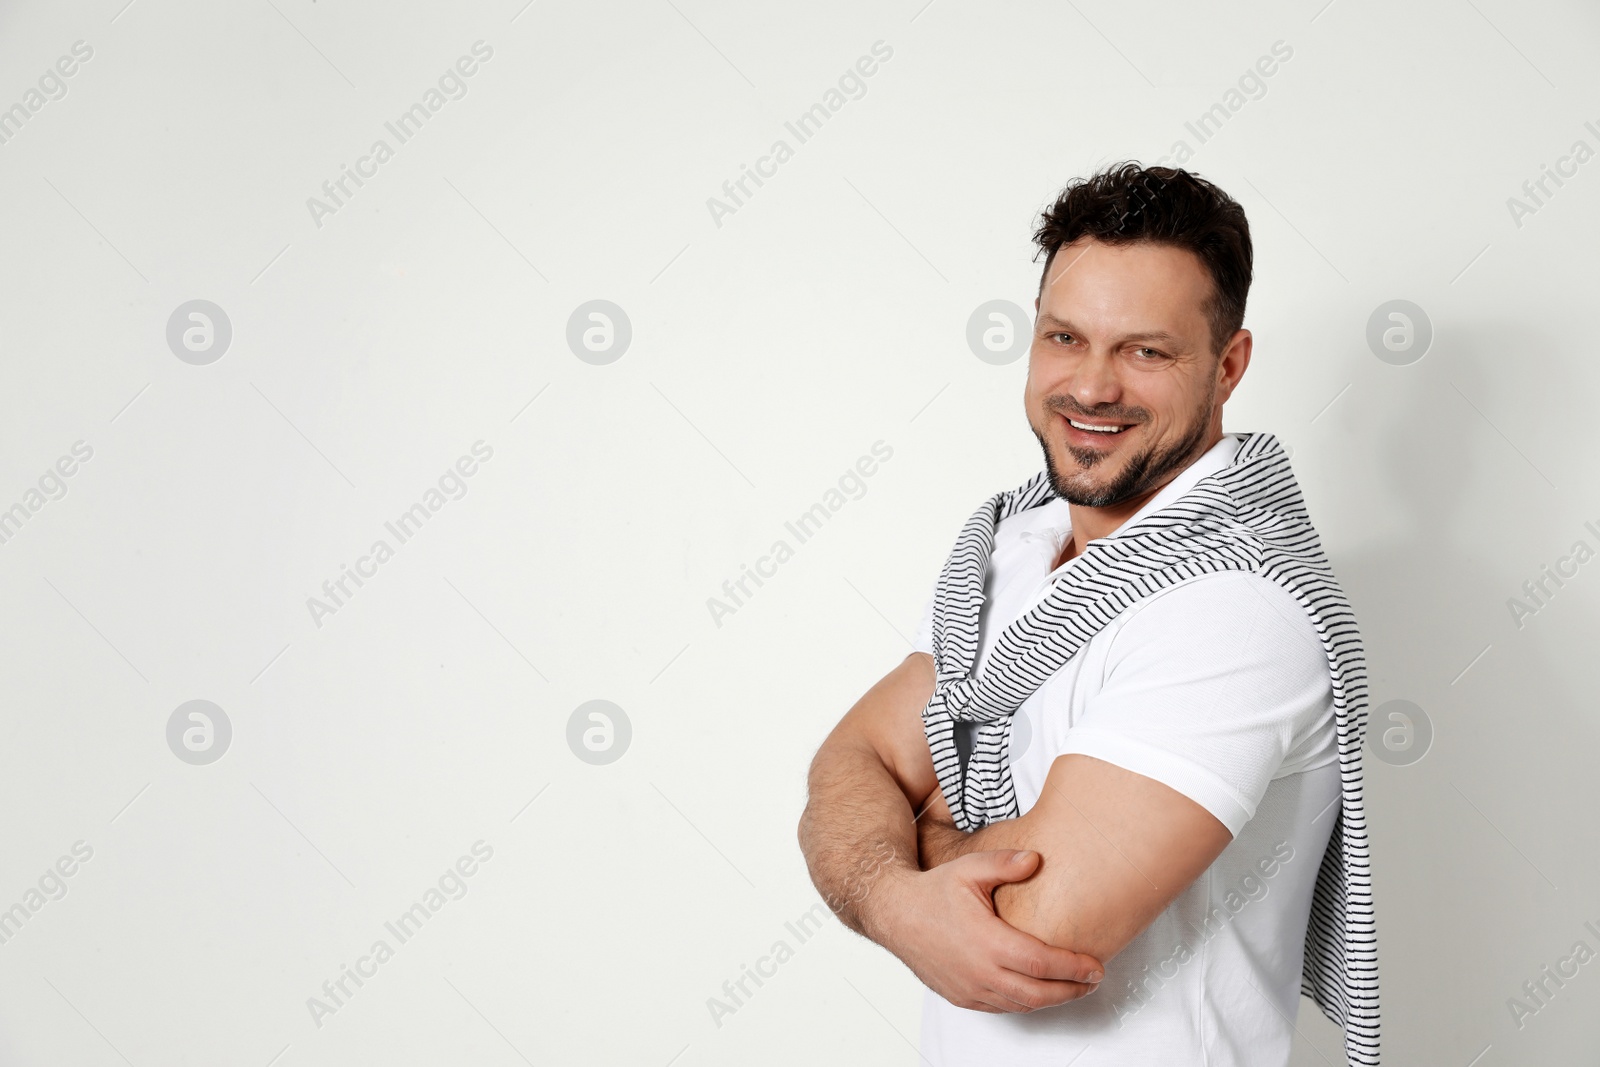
1;0;1597;1064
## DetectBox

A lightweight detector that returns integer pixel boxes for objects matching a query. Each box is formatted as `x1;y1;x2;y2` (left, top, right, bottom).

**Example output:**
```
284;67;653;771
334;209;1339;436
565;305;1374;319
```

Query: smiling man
798;164;1379;1065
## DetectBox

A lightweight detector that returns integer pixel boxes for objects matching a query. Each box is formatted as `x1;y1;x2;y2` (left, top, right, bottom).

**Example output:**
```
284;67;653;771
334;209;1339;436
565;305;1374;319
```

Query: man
797;164;1378;1065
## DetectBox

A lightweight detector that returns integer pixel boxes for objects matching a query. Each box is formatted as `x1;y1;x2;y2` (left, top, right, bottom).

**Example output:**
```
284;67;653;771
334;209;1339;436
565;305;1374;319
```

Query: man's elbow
796;783;823;858
993;882;1142;965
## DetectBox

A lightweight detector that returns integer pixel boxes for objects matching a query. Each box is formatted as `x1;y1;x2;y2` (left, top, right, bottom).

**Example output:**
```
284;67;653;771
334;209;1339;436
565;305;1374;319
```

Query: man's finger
964;993;1023;1014
948;848;1043;893
995;930;1105;985
987;971;1100;1011
961;984;1041;1014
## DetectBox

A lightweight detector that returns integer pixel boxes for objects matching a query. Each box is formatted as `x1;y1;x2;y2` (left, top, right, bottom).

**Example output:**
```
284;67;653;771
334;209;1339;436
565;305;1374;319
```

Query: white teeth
1068;419;1123;434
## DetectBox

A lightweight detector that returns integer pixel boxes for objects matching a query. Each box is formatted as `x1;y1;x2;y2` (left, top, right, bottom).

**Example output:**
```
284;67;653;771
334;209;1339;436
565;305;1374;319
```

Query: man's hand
876;849;1104;1013
799;652;1104;1013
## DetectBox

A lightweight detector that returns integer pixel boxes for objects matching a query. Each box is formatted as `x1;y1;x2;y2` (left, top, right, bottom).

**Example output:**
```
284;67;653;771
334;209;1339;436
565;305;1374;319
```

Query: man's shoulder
1103;569;1325;659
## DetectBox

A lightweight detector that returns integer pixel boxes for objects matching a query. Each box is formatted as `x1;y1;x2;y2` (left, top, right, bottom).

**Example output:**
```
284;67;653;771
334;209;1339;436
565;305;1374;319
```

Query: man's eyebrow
1036;315;1186;345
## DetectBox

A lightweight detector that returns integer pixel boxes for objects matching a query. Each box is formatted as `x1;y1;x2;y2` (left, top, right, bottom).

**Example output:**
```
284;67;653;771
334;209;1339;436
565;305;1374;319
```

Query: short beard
1036;391;1216;508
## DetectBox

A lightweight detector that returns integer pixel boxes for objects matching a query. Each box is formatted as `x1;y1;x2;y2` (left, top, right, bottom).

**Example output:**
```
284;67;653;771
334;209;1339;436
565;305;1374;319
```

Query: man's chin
1063;443;1117;469
1059;431;1136;473
1055;474;1135;508
1034;423;1174;508
1049;452;1142;508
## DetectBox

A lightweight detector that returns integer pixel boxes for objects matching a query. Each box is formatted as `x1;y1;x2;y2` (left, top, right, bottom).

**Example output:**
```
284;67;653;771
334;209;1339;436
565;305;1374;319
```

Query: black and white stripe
922;432;1379;1065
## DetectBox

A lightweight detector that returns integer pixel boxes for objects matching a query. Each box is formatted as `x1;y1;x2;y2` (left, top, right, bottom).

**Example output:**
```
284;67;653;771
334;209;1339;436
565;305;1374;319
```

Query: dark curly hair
1033;163;1253;355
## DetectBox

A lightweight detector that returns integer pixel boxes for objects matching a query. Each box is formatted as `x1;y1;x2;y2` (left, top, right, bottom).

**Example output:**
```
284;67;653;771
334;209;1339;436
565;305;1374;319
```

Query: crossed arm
797;649;1233;1011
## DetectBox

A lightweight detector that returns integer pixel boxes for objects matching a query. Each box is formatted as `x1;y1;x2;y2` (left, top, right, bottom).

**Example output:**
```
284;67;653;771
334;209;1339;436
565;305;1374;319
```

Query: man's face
1025;236;1247;508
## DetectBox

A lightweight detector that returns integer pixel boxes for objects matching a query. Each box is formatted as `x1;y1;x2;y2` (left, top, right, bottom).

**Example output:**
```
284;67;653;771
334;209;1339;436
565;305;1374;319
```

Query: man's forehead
1039;241;1211;322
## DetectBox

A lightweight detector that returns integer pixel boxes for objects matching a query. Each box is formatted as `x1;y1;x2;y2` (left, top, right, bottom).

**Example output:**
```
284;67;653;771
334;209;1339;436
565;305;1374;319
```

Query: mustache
1044;396;1150;424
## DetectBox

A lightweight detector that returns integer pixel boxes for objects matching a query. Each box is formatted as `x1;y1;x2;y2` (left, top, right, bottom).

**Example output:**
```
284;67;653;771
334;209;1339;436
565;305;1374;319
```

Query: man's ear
1216;328;1252;403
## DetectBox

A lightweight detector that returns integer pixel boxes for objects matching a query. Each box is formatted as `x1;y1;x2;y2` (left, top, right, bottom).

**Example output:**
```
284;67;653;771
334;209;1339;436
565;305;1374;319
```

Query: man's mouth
1063;416;1133;436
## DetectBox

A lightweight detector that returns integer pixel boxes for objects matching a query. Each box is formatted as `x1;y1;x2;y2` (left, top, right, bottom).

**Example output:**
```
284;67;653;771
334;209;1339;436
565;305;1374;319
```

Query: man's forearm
797;737;923;942
919;811;1029;870
799;706;1111;1013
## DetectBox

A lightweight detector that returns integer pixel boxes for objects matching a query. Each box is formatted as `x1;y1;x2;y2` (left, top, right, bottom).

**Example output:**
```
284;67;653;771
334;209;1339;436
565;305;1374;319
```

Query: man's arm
917;753;1233;963
798;651;1106;1012
796;650;937;939
915;570;1336;964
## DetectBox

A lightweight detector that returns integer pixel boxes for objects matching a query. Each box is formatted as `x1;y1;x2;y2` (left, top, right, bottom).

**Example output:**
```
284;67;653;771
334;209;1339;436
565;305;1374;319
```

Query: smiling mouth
1064;417;1133;436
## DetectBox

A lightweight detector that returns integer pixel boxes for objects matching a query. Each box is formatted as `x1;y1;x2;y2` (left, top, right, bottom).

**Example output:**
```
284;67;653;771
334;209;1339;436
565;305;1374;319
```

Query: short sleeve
1055;571;1335;837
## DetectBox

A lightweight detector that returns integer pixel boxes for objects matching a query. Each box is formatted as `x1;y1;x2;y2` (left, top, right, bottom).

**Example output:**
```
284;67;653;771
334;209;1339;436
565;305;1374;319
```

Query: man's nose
1063;349;1122;410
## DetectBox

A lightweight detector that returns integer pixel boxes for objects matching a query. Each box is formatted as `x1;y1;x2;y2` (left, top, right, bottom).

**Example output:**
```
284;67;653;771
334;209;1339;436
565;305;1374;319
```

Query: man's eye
1052;333;1076;344
1134;346;1163;359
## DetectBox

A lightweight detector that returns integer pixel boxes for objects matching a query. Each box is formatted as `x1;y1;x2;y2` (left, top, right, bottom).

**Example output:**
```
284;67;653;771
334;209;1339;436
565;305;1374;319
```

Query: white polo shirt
911;434;1340;1067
